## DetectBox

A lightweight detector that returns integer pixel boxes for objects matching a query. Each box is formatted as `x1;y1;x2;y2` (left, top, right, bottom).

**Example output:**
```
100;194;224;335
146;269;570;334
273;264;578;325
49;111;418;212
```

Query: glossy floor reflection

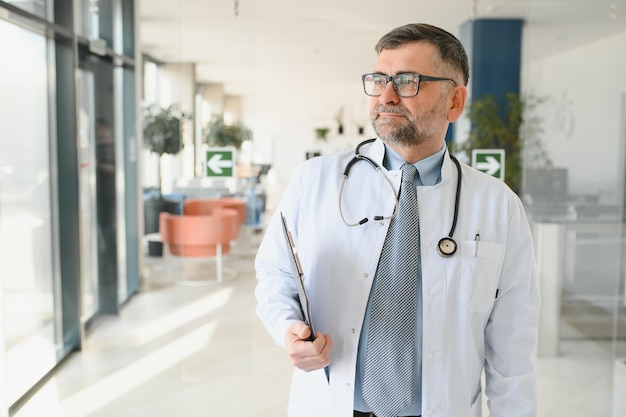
12;237;626;417
14;238;292;417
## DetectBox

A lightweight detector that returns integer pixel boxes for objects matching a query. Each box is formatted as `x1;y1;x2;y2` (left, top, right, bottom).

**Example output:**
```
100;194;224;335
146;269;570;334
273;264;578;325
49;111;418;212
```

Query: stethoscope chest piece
437;237;457;257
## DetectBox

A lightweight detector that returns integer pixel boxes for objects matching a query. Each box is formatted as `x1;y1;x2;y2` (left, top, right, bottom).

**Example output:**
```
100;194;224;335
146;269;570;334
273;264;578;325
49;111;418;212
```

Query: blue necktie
362;163;420;417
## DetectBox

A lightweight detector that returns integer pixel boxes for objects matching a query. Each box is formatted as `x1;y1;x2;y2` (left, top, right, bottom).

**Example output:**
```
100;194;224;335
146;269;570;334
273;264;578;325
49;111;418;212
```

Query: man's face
370;41;452;148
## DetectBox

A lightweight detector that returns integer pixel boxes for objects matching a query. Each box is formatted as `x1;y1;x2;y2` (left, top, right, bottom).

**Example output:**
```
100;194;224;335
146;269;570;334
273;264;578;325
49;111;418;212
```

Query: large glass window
0;19;59;405
4;0;46;19
77;0;100;39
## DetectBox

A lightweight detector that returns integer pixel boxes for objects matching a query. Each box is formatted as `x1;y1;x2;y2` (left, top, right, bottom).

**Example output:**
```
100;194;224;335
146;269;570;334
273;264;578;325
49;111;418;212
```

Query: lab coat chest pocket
459;240;506;312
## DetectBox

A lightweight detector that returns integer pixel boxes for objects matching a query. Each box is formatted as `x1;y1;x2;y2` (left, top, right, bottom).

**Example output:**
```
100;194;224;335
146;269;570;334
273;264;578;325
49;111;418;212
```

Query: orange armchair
183;199;223;216
215;197;247;225
183;198;246;241
159;207;239;282
184;198;246;225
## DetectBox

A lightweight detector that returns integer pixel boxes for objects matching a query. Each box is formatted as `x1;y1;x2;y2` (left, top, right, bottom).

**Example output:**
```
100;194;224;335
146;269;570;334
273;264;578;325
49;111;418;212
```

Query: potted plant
335;107;345;135
142;103;187;255
454;92;552;195
314;127;330;142
203;115;252;149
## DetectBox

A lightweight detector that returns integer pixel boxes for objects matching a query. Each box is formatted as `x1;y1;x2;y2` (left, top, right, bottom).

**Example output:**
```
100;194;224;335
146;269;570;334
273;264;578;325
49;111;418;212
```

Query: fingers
292;321;313;341
285;323;333;372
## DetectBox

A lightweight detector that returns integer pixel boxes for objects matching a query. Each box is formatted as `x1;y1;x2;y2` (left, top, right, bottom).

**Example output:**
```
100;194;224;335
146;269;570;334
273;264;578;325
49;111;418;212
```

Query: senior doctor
255;23;540;417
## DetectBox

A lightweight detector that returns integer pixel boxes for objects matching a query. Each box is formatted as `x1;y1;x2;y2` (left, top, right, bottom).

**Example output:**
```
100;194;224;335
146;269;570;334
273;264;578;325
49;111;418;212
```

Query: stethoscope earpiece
339;139;462;258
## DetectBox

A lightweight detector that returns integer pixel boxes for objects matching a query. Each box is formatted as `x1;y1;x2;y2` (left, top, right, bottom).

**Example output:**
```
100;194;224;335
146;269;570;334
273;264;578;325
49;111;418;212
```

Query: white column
533;222;565;356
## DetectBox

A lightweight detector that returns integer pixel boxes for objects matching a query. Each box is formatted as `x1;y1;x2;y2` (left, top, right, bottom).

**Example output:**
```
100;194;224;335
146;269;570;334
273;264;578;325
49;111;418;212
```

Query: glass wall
0;19;58;406
0;0;140;412
454;12;626;414
521;2;626;415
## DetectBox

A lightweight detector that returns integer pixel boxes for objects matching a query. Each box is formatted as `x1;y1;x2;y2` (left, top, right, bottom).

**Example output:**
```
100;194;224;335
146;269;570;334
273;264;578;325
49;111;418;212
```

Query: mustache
373;105;410;117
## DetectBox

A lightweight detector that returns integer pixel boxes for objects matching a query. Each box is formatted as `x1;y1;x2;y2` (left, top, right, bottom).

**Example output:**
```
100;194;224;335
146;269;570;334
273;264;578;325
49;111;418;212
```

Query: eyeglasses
361;72;456;98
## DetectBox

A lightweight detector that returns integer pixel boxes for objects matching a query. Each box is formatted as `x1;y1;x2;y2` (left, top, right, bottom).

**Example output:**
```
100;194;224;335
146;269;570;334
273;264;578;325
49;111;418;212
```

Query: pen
474;231;480;257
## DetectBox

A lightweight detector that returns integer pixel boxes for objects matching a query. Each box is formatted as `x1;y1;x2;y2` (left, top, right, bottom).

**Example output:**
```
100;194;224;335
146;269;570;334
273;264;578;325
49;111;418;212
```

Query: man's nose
378;80;400;105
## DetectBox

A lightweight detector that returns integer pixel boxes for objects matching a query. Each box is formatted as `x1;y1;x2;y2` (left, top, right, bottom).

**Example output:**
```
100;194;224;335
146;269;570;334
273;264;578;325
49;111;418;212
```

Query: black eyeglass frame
361;72;457;98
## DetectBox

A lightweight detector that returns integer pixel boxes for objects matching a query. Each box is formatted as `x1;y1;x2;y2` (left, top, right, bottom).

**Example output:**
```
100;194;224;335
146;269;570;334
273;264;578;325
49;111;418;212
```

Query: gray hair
375;23;470;86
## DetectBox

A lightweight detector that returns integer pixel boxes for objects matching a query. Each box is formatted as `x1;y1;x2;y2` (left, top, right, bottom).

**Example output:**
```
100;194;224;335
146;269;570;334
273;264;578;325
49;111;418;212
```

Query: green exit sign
471;149;505;180
206;148;235;177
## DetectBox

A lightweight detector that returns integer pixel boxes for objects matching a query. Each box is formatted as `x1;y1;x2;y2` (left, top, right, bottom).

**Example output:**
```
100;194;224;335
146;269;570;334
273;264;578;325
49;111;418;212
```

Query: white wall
242;84;375;192
523;31;626;204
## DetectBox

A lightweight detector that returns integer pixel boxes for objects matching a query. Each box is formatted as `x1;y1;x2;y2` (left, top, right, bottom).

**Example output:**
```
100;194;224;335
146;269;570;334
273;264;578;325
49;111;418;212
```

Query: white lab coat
255;138;540;417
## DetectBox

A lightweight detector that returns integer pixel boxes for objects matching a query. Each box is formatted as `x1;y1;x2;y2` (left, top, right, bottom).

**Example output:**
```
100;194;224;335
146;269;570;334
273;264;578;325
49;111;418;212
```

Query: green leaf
457;92;551;195
203;115;252;149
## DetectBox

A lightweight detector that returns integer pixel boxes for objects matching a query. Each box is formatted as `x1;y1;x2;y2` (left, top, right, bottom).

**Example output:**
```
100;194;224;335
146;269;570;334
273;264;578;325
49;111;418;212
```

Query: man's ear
447;85;468;122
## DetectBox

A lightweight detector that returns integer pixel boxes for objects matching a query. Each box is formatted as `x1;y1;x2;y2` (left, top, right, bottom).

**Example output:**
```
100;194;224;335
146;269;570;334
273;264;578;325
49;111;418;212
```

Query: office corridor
12;234;625;417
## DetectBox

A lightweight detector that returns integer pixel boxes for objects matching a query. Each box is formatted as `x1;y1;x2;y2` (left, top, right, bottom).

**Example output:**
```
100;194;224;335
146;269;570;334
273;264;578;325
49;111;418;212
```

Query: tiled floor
12;233;626;417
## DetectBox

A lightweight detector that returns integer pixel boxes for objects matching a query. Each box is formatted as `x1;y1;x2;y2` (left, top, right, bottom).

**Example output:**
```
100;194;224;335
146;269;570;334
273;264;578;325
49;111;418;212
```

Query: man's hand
285;321;333;372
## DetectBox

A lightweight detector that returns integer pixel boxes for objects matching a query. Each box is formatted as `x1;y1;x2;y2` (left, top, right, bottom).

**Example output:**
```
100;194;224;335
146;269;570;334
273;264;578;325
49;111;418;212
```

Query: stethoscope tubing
339;138;462;257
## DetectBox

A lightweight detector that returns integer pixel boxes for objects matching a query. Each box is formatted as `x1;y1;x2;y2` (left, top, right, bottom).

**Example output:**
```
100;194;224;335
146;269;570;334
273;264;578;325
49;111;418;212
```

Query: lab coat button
427;409;433;415
351;328;356;334
363;272;369;278
427;353;434;360
427;295;434;303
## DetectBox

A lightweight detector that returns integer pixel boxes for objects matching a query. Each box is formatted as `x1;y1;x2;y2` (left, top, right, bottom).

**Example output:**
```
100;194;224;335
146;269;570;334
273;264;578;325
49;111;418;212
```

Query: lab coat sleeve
484;195;541;417
254;164;308;348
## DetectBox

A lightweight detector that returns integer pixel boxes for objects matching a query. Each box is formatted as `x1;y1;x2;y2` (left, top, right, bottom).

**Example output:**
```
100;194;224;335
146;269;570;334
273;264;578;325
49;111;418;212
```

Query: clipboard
280;212;315;340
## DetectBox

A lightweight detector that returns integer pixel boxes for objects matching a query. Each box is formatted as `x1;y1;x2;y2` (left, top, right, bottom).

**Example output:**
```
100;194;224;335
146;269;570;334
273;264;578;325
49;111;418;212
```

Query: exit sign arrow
475;155;501;176
205;148;235;177
471;149;505;180
207;153;232;174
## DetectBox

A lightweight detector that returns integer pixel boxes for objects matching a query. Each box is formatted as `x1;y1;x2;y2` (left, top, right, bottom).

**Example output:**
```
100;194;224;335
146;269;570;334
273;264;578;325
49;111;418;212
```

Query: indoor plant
455;92;552;195
142;103;187;253
203;115;252;149
314;127;330;141
335;107;345;135
143;103;186;195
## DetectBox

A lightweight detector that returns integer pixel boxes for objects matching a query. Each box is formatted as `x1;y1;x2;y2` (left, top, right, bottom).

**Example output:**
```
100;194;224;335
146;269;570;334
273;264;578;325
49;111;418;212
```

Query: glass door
76;69;100;328
0;19;59;406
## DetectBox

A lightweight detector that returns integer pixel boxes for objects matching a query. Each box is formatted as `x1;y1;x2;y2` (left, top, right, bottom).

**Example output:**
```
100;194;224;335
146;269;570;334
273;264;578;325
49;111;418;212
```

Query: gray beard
372;118;427;147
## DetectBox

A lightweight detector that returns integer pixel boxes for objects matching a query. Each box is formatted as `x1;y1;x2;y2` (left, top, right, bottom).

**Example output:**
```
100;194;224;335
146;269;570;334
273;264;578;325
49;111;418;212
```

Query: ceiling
138;0;626;99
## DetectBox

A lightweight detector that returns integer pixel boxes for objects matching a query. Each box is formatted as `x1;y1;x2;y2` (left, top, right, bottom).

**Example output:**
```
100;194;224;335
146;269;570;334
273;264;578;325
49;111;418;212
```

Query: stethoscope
338;138;462;257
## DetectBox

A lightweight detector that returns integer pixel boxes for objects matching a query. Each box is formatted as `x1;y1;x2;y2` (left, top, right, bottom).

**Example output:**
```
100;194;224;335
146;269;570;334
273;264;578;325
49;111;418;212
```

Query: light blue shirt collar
382;144;446;186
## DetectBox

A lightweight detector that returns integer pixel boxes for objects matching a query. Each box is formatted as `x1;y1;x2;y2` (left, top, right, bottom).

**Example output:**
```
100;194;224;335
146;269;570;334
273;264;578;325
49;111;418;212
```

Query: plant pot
144;197;180;234
147;240;163;257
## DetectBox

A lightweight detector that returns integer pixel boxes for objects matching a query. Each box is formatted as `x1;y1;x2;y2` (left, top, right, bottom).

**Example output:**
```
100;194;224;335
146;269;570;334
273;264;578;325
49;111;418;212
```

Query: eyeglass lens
362;73;420;98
